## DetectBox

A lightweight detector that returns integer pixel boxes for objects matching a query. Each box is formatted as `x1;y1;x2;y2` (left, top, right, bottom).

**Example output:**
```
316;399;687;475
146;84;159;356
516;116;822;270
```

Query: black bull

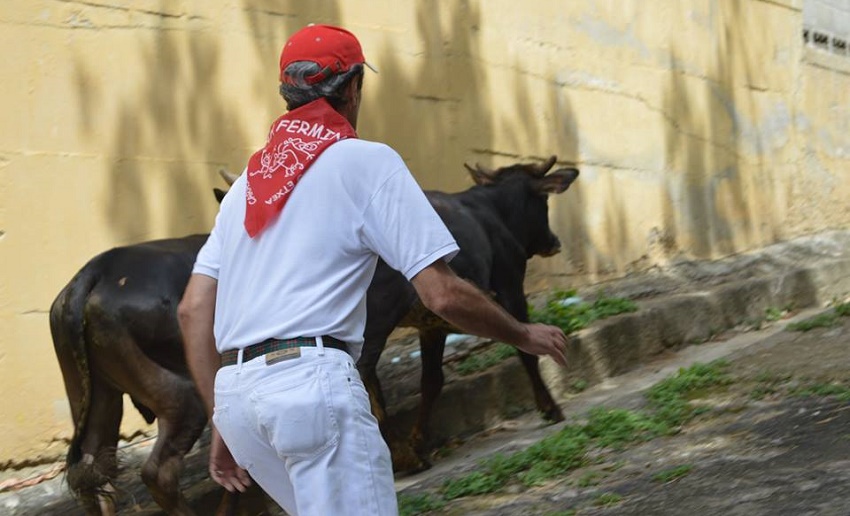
50;156;578;512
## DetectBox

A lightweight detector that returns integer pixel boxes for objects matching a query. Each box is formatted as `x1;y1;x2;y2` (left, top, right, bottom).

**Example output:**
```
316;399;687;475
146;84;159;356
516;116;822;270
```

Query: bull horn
533;155;557;177
464;162;496;186
218;169;239;186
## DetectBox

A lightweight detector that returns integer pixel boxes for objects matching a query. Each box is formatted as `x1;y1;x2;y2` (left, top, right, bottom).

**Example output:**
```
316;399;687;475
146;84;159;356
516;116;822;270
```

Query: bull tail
50;262;101;469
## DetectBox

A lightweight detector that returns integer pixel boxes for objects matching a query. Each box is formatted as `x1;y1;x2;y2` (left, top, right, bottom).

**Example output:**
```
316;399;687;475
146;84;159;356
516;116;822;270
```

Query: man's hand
209;427;251;493
517;323;568;367
412;261;569;367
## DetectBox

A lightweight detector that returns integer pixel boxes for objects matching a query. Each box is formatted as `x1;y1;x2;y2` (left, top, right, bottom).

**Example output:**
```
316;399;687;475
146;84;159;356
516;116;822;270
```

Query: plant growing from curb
454;342;516;375
764;306;784;322
528;289;638;334
787;302;850;332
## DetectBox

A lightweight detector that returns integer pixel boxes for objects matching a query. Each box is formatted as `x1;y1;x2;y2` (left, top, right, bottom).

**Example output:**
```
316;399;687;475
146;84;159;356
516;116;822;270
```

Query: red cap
279;24;375;85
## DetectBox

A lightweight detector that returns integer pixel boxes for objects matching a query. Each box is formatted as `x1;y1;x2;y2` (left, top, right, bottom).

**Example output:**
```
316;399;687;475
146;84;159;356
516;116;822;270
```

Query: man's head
278;24;374;124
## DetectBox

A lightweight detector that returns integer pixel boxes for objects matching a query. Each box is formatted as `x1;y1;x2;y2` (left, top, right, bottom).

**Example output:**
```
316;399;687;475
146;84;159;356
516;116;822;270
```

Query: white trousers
213;345;398;516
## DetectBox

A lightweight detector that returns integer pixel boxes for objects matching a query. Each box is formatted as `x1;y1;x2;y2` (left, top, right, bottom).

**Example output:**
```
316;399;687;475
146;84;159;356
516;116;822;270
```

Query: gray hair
279;61;364;111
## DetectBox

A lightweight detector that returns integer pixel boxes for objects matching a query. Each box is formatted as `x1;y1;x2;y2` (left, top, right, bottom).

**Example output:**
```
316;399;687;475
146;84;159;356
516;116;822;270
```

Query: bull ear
534;168;579;195
464;162;497;186
213;188;227;204
531;155;557;178
219;168;239;186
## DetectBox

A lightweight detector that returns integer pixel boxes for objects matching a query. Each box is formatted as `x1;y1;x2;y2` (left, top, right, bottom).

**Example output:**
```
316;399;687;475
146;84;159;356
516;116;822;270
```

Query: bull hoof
390;443;432;474
540;405;565;423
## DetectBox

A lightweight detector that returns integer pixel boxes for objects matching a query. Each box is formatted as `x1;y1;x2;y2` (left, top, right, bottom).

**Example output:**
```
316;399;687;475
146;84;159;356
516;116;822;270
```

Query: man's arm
410;260;567;366
178;273;219;417
178;273;251;493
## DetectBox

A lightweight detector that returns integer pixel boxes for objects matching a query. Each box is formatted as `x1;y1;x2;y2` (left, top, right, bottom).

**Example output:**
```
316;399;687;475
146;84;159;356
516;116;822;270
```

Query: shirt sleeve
361;168;459;280
193;210;223;279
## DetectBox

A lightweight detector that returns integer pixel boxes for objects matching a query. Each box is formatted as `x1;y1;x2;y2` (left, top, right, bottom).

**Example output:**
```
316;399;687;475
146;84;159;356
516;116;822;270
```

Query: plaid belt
220;336;347;367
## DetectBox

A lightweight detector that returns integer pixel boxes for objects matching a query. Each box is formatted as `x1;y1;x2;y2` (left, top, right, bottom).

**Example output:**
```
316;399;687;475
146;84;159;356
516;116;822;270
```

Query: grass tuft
652;464;693;483
398;493;446;516
529;289;638;334
790;382;850;401
594;492;623;506
787;312;840;332
455;343;517;376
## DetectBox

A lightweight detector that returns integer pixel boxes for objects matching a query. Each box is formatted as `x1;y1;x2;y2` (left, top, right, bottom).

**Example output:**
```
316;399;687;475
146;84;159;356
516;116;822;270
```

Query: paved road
399;313;850;516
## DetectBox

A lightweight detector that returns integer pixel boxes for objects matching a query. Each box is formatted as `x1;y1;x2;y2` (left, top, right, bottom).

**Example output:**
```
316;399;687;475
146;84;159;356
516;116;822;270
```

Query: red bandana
244;98;357;237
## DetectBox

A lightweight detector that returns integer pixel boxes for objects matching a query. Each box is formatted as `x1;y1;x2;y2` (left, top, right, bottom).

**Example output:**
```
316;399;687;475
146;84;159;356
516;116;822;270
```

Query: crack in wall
409;94;461;103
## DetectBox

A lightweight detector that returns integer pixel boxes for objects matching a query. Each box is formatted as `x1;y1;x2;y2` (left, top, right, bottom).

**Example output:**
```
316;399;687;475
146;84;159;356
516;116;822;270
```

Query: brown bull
49;173;244;515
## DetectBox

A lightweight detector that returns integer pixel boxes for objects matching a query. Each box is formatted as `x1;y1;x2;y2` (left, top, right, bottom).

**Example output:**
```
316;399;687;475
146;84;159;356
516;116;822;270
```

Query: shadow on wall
538;56;586;284
364;1;494;192
66;4;312;244
241;0;498;191
73;5;251;242
661;1;775;260
240;1;346;132
74;1;578;242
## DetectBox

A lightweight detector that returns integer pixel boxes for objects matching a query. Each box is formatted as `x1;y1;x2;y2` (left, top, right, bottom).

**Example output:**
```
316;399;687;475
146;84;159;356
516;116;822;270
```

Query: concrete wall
1;0;848;466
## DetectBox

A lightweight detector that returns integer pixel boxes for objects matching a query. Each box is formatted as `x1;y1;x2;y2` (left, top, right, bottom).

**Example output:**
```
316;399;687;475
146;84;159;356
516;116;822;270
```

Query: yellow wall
1;0;848;465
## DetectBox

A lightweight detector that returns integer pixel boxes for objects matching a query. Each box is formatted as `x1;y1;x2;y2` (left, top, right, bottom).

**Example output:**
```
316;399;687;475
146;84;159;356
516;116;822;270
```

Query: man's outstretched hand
517;323;568;366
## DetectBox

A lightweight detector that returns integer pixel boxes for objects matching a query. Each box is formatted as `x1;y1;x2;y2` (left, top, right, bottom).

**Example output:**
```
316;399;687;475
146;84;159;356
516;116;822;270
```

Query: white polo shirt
193;138;459;361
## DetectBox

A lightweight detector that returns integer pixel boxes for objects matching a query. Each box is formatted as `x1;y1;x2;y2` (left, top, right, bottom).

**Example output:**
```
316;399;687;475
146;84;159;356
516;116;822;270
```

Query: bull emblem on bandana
251;138;322;180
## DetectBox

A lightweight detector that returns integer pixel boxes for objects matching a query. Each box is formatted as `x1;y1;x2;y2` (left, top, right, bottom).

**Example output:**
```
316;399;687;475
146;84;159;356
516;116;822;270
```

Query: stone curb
387;255;850;450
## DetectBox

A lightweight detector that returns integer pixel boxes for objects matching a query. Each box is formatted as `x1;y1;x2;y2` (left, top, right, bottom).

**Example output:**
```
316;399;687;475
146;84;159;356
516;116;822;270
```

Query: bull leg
70;377;123;515
139;381;207;516
407;328;447;471
497;284;565;423
516;351;564;422
357;336;417;473
357;334;392;444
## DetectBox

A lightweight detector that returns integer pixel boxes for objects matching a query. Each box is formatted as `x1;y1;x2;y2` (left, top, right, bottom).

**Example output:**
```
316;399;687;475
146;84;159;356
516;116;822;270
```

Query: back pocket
253;369;340;461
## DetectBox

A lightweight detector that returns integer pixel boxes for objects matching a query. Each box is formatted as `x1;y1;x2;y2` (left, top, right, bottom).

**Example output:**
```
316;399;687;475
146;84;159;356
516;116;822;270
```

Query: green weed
397;493;446;516
583;407;662;449
652;464;693;483
454;342;517;375
529;289;638;334
786;302;850;331
577;471;603;487
790;382;850;401
750;370;793;400
646;360;731;430
442;425;589;499
787;312;840;332
594;492;623;506
571;379;589;392
438;361;730;501
764;307;784;322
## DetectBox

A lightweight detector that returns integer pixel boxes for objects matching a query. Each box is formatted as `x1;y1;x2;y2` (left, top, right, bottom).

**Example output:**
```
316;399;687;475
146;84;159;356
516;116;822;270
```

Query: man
179;23;567;516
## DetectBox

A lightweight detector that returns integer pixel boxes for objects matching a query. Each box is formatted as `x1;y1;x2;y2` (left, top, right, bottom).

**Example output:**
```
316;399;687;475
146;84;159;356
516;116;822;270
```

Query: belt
220;336;347;367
